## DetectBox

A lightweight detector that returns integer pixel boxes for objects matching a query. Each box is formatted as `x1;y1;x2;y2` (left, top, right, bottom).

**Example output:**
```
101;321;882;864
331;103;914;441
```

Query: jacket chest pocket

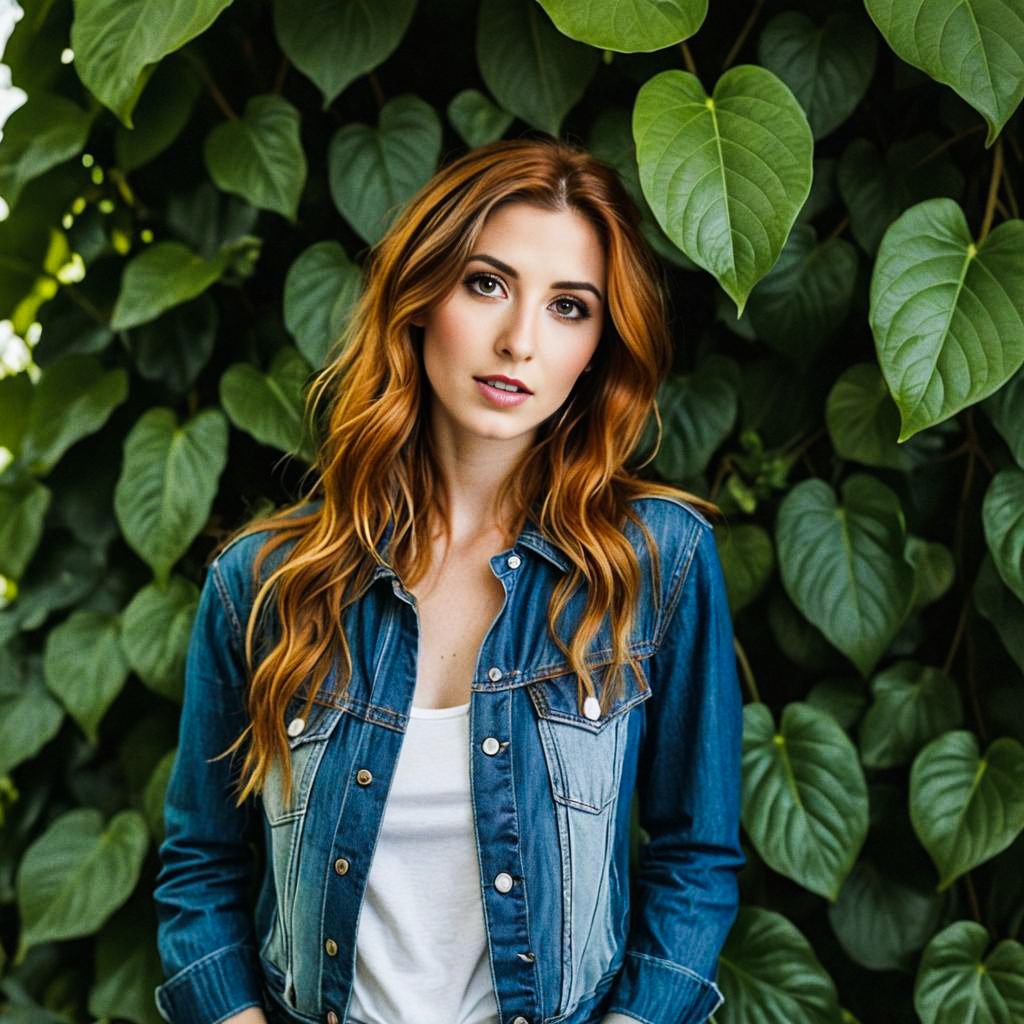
261;702;343;826
528;662;650;814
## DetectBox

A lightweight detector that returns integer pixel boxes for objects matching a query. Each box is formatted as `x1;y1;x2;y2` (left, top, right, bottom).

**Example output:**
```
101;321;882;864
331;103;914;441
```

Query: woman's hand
221;1008;268;1024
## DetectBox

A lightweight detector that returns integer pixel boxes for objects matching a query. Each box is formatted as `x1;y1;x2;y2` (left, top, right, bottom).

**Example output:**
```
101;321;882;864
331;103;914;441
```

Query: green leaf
477;0;599;136
905;536;955;611
864;0;1024;146
446;89;513;148
128;293;217;394
982;468;1024;603
204;94;307;221
327;95;442;245
837;134;964;254
717;905;842;1024
870;200;1024;440
272;0;416;107
20;355;129;474
0;92;94;212
743;224;858;366
113;407;228;583
111;238;261;331
121;576;198;703
43;610;129;744
910;731;1024;890
974;553;1024;675
536;0;706;51
742;701;869;900
650;354;738;482
16;808;149;957
633;65;813;314
775;475;915;677
859;660;963;769
983;364;1024;468
718;523;774;614
69;0;235;127
0;654;64;776
914;921;1024;1023
143;749;176;844
805;677;868;732
0;478;51;580
89;898;165;1024
828;861;944;971
0;371;33;455
219;347;313;460
757;11;877;139
283;241;362;369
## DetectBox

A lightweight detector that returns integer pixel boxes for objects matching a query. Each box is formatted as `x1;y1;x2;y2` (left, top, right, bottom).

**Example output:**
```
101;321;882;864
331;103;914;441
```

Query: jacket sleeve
153;557;265;1023
604;521;745;1024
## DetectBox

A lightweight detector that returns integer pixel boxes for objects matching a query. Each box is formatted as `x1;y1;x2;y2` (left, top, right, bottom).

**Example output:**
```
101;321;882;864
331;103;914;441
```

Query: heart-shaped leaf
327;94;441;245
859;660;963;769
806;678;868;732
742;701;869;900
982;364;1024;468
718;523;774;614
70;0;235;127
634;65;813;314
914;921;1024;1023
905;536;955;611
758;11;877;139
717;905;842;1023
775;475;915;676
0;478;50;580
121;575;198;703
0;652;64;776
143;749;176;843
220;346;313;461
537;0;707;51
273;0;416;107
447;89;513;149
204;94;307;220
973;553;1024;675
477;0;599;136
864;0;1024;146
89;898;165;1024
128;293;217;394
283;241;362;369
910;731;1024;890
113;407;228;583
870;199;1024;440
982;468;1024;603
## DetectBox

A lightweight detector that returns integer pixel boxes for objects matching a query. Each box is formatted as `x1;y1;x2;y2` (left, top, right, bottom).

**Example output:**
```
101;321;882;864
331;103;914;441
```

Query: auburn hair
213;136;722;806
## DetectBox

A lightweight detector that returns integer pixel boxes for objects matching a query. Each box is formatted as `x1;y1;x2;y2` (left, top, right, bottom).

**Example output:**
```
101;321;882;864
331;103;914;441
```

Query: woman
154;137;744;1024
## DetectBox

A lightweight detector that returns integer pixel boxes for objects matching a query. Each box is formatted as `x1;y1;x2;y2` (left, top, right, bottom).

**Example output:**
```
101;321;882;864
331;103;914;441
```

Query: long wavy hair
214;136;722;806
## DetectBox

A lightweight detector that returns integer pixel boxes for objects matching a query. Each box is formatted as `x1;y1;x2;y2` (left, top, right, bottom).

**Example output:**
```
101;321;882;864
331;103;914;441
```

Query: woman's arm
154;558;266;1023
604;523;745;1024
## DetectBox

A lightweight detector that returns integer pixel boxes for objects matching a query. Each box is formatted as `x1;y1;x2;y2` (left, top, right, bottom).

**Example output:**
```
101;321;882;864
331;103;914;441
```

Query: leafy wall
1;0;1023;1021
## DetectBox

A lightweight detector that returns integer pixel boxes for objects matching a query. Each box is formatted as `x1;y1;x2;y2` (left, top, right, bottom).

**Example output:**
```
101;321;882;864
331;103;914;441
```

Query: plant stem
913;123;984;167
272;56;289;95
734;635;760;703
680;41;698;77
979;137;1003;241
721;0;765;72
369;70;386;109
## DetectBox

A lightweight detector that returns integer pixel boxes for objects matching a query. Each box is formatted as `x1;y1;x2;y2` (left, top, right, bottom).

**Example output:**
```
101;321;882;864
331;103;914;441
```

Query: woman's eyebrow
468;252;604;303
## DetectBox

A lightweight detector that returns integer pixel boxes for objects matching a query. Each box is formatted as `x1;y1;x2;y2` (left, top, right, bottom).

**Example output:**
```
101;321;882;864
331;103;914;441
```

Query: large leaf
43;610;130;744
905;536;955;611
828;861;943;971
633;66;813;314
982;468;1024;603
870;199;1024;440
858;660;963;769
327;94;442;245
283;241;362;369
0;653;64;776
128;293;217;394
718;523;774;614
537;0;706;51
16;808;149;956
717;905;842;1024
273;0;416;107
143;749;176;843
914;921;1024;1024
219;346;313;460
974;553;1024;675
89;898;165;1024
0;372;33;455
0;478;50;580
864;0;1024;146
113;407;228;583
120;576;198;703
757;11;877;139
447;89;514;149
204;94;307;221
982;363;1024;468
742;701;869;900
910;731;1024;890
477;0;599;136
775;475;915;676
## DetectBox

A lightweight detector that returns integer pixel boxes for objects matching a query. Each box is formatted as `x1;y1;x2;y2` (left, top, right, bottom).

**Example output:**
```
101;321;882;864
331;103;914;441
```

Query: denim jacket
154;495;745;1024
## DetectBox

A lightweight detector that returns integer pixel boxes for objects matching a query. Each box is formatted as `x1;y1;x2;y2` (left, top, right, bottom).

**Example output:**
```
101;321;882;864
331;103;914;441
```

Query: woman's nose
495;306;536;361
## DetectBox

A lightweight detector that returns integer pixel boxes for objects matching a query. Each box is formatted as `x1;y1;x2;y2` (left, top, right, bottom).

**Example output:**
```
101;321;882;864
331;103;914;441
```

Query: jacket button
487;667;502;682
326;1014;339;1024
511;1017;529;1024
481;736;500;756
334;857;349;875
583;695;601;720
494;872;514;893
287;717;305;737
356;768;373;785
325;938;338;956
506;554;522;569
516;951;536;962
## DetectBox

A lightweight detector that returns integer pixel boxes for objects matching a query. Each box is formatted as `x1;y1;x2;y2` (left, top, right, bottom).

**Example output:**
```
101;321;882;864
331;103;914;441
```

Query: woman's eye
552;297;588;320
467;273;504;297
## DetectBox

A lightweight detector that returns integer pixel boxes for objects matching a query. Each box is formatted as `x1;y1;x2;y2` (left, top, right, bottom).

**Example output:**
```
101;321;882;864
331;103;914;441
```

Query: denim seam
211;558;245;663
654;524;705;650
158;940;254;988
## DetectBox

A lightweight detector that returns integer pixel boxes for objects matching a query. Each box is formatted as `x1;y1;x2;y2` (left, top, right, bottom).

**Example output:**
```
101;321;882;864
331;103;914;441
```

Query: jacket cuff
155;942;263;1024
605;950;725;1024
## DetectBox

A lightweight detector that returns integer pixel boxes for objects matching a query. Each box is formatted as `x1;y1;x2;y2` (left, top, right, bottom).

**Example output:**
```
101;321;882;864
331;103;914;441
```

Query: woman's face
417;201;606;453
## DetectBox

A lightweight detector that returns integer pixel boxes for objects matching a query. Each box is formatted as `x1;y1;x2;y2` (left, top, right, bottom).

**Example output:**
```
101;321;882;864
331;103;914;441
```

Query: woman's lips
475;379;531;407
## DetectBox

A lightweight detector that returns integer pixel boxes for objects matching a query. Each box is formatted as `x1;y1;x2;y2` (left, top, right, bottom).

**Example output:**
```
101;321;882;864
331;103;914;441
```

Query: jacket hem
603;950;724;1024
155;942;264;1024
